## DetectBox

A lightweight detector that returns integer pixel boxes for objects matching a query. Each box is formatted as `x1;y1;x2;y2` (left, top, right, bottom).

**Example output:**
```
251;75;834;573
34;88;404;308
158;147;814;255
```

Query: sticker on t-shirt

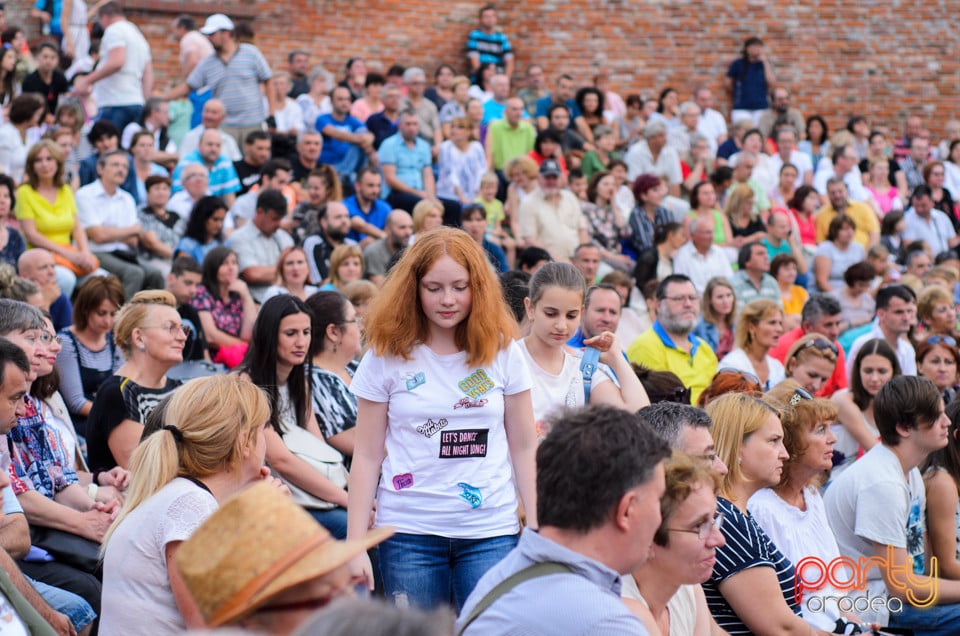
416;417;449;438
458;369;495;399
439;429;488;458
454;397;488;409
457;482;482;508
404;372;426;391
392;473;414;490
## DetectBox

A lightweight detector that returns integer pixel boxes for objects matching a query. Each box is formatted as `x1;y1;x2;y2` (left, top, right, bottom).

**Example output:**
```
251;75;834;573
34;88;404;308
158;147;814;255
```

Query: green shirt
488;119;536;170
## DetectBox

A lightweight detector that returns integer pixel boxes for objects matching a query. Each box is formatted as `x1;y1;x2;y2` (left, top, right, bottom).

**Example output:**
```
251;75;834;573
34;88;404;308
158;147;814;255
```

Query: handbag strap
456;561;572;635
580;346;601;404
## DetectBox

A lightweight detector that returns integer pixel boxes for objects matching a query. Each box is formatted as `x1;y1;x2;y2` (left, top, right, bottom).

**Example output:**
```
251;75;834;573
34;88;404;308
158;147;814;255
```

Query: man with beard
518;159;588;262
362;210;413;287
627;274;718;405
303;201;355;285
756;87;805;140
345;167;391;245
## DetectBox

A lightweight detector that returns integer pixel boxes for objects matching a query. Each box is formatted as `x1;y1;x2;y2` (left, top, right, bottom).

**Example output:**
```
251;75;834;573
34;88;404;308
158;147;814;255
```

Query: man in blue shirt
535;74;591;143
457;405;667;635
316;86;377;183
344;167;391;245
466;4;514;79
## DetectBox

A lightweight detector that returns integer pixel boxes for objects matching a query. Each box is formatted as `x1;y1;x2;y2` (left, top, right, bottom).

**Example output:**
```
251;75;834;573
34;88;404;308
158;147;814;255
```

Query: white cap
200;14;234;35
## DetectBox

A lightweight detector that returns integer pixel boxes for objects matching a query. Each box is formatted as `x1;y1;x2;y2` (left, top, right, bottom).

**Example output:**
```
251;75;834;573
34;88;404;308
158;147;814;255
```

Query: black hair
238;295;314;435
365;72;385;88
533;128;562;155
256;189;288;216
850;338;901;411
499;270;531;324
8;94;44;126
87;119;120;145
874;375;943;446
182;196;226;244
805;115;829;144
736;241;764;270
575;87;604;118
537;404;670;531
801;293;842;326
516;246;552;273
655;274;694;301
305;290;348;356
260;158;292;180
875;284;916;311
0;336;30;386
170;255;202;277
638;402;712;448
199;245;235;298
244;130;270;145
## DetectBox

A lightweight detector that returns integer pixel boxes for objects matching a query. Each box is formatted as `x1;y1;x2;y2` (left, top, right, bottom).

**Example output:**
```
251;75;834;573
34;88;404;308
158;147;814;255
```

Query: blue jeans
378;532;517;612
28;576;97;632
96;104;143;132
308;506;348;539
888;601;960;636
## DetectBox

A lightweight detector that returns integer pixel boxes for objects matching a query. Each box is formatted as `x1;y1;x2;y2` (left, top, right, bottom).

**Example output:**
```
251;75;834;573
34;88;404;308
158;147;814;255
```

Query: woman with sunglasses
749;381;875;633
921;398;960;582
916;335;960;405
622;453;725;636
86;291;186;471
719;298;785;391
703;392;819;635
916;285;958;343
783;334;838;396
830;338;900;478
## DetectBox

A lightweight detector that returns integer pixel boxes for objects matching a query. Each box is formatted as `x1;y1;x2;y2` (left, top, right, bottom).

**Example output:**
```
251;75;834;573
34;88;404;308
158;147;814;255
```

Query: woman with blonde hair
348;227;537;611
719;298;785;391
693;277;737;358
505;155;540;243
86;290;186;471
262;246;320;302
703;392;815;635
783;334;838;396
411;199;444;239
916;285;959;342
321;243;364;292
99;374;274;636
724;183;766;248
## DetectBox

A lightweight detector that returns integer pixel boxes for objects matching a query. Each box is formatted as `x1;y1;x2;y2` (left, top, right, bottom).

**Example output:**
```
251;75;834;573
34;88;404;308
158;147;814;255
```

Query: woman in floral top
581;170;632;272
189;246;257;368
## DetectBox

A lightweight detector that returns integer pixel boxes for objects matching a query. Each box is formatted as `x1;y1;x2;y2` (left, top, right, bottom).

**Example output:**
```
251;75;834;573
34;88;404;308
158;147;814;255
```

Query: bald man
177;98;242;161
485;97;536;173
362;210;413;286
17;249;72;330
173;127;240;207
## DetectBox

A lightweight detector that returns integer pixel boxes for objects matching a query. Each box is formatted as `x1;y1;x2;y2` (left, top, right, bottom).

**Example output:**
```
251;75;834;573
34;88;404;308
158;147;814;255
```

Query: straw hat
174;482;394;627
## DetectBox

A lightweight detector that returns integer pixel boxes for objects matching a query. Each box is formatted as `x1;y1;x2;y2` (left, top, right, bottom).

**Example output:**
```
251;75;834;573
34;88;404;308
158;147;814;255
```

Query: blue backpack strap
580;346;601;404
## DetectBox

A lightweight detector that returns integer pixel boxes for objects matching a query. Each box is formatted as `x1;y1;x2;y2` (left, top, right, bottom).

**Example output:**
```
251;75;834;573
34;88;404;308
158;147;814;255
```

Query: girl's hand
583;331;623;366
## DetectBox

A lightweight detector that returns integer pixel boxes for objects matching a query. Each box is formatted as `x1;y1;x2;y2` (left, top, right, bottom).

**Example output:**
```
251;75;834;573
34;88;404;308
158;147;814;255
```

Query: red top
769;326;848;398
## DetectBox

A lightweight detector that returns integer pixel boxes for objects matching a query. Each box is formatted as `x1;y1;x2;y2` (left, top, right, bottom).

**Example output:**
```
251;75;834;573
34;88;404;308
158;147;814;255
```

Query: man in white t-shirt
694;87;727;157
846;284;917;379
72;1;152;132
768;126;814;187
824;376;960;631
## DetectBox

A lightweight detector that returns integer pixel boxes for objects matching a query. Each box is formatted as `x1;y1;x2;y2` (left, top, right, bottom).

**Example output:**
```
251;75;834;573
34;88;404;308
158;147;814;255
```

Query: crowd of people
0;0;958;633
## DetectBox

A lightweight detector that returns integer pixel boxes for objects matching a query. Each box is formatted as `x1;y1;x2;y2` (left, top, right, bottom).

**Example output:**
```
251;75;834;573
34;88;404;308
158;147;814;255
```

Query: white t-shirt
823;444;926;626
350;340;532;539
748;487;843;631
517;339;611;437
621;576;698;636
94;20;151;107
718;348;785;391
100;477;218;636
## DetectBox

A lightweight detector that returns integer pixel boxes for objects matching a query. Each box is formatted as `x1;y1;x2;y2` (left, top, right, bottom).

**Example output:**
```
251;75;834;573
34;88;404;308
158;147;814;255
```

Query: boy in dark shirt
21;42;68;122
165;255;210;361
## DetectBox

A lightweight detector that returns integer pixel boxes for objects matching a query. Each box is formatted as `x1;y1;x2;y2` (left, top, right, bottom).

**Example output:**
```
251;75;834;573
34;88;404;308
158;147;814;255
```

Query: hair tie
163;425;184;443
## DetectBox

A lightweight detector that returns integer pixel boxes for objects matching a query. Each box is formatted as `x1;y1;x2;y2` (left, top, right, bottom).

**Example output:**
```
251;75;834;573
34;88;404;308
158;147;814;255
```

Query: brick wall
10;0;960;137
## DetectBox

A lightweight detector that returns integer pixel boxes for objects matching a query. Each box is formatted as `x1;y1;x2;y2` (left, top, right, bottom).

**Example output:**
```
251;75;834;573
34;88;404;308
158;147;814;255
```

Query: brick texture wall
10;1;960;137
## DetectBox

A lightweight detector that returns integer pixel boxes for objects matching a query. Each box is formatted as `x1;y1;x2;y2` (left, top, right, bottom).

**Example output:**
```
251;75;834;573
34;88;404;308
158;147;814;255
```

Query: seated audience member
903;184;960;258
830;338;899;477
320;244;364;292
719;298;785;391
749;381;860;632
86;291;184;471
190;246;257;368
76;150;165;299
286;130;323;185
296;66;334;133
633;366;690;405
341;278;378;321
582;171;632;272
175;481;392;634
227;190;295;303
345;167;390;244
917;285;959;342
266;71;305;158
730;241;780;306
764;209;807;275
457;405;669;634
916;336;960;405
229;159;295;231
922;398;960;584
317;86;377;184
100;375;277;635
633;221;686;291
814;178;879;250
166;163;210;220
176;99;241;162
639;402;728;476
138;175;185;274
834;261;876;330
0;175;24;269
22;42;69;118
78;120;139;199
172;128;240;208
782;334;839;396
17;248;72;330
262;246;320;302
173;195;226;265
127;130;173;205
518;159;588;262
846;284;918;378
812;215;865;293
362;209;413;287
460;203;508;272
379;109;461;226
302;201;354;285
703;392;817;635
565;283;623;348
366;83;402;150
291;165;341;238
626;174;673;255
232;131;272;195
673;215;734;295
165;255;211;362
813;144;870;203
825;376;960;632
725;181;767;244
627;274;719;405
693;277;737;360
697;367;764;407
623;453;725;636
624;120;682;196
55;276;125;437
770;254;807;330
0;95;46;184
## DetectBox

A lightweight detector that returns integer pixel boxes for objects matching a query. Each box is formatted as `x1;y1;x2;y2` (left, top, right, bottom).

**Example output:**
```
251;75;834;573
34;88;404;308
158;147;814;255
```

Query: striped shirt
172;150;241;199
187;44;272;127
703;497;801;635
466;29;513;70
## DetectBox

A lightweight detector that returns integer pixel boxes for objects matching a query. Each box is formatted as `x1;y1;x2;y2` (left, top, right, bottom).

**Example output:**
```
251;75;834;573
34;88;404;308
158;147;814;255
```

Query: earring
138;342;146;352
332;343;338;354
738;457;742;465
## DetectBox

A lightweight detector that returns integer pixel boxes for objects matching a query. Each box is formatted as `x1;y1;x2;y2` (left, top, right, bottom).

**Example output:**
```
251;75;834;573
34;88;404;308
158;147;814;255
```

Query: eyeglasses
666;511;725;541
648;386;692;404
664;295;700;305
39;333;62;346
789;386;814;406
715;367;761;386
927;335;957;347
143;323;192;338
797;337;838;356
